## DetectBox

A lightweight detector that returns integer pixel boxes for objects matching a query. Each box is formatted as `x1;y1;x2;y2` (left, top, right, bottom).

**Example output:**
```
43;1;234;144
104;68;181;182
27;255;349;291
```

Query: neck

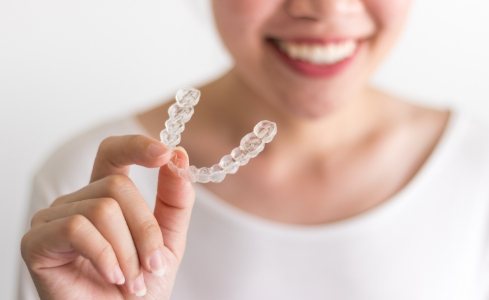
199;70;386;159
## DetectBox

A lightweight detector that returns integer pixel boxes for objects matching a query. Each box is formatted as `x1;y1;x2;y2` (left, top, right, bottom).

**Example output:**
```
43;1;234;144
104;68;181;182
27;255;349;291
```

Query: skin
22;138;194;299
21;0;450;299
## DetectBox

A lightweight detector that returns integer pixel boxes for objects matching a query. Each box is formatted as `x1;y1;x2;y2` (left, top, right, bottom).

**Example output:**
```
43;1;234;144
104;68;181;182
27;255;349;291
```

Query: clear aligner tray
160;88;277;183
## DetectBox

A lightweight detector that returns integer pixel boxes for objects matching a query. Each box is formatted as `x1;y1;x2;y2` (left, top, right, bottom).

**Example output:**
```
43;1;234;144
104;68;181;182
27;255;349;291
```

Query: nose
284;0;364;21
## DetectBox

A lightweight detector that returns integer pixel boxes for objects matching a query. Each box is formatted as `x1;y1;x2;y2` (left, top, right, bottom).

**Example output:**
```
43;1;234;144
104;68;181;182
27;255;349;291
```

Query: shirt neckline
130;108;465;238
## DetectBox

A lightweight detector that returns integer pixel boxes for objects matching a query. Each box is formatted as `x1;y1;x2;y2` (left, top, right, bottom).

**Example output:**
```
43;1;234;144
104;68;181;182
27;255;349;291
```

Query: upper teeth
277;40;357;65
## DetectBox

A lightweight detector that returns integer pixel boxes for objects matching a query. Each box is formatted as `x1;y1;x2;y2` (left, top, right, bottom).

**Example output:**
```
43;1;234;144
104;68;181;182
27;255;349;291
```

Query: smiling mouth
268;38;358;66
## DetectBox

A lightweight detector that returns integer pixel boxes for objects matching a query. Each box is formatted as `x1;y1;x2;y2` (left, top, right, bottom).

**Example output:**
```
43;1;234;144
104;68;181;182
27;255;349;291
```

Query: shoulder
397;100;489;170
435;108;489;205
390;99;489;190
448;109;489;166
34;116;146;199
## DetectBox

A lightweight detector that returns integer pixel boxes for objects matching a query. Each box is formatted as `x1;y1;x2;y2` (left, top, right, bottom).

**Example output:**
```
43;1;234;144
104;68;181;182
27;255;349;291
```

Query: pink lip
267;39;360;78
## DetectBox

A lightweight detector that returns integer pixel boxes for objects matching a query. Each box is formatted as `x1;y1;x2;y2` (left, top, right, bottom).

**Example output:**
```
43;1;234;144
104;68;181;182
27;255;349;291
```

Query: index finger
90;135;172;182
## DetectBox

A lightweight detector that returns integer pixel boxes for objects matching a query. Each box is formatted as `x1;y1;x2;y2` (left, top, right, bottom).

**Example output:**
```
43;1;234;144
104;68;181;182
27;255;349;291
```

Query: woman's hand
21;135;195;299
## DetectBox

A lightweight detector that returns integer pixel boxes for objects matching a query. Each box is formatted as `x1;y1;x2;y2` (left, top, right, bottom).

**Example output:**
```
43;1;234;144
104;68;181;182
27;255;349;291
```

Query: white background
1;0;488;298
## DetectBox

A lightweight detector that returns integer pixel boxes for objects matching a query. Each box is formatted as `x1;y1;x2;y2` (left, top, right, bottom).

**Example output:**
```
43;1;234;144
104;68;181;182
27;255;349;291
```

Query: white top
18;109;489;300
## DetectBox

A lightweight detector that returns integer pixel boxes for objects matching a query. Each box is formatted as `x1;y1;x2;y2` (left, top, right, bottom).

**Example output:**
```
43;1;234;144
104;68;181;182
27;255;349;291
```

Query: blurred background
1;0;488;298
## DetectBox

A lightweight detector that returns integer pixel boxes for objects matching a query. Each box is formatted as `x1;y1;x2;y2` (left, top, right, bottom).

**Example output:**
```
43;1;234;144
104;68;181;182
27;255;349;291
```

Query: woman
19;0;489;299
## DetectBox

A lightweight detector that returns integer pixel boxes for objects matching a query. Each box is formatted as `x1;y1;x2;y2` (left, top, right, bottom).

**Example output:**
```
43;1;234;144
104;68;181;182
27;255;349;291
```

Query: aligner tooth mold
160;88;277;183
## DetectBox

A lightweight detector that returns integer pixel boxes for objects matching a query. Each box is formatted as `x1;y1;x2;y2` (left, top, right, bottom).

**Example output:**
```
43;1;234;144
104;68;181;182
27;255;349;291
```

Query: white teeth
277;40;357;65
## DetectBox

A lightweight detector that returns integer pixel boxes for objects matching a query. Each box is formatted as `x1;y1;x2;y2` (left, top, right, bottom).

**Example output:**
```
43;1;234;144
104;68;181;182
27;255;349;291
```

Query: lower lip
268;40;360;78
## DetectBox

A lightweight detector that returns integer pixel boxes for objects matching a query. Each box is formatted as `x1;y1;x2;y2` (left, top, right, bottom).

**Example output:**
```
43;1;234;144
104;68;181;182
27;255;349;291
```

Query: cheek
212;0;278;33
366;0;412;32
212;0;280;64
363;0;412;68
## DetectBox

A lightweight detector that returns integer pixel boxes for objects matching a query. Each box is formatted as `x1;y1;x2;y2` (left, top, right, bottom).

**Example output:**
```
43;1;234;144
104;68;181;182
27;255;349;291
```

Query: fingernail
131;273;147;297
147;143;167;158
171;146;189;168
149;250;166;277
112;265;125;285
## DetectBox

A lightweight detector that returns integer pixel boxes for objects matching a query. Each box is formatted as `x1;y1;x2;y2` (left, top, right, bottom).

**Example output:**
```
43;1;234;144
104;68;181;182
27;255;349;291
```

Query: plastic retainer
159;88;277;183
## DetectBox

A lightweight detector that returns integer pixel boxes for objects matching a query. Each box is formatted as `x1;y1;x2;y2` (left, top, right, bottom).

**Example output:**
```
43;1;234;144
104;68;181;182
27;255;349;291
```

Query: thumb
154;146;195;259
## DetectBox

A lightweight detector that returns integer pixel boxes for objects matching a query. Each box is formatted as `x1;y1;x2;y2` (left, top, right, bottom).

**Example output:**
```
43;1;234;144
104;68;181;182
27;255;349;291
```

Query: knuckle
98;196;120;212
20;228;47;270
30;209;48;227
20;231;34;263
139;219;162;243
88;197;121;221
64;214;89;239
99;136;116;153
104;174;136;197
94;242;115;269
51;194;68;206
105;174;132;191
